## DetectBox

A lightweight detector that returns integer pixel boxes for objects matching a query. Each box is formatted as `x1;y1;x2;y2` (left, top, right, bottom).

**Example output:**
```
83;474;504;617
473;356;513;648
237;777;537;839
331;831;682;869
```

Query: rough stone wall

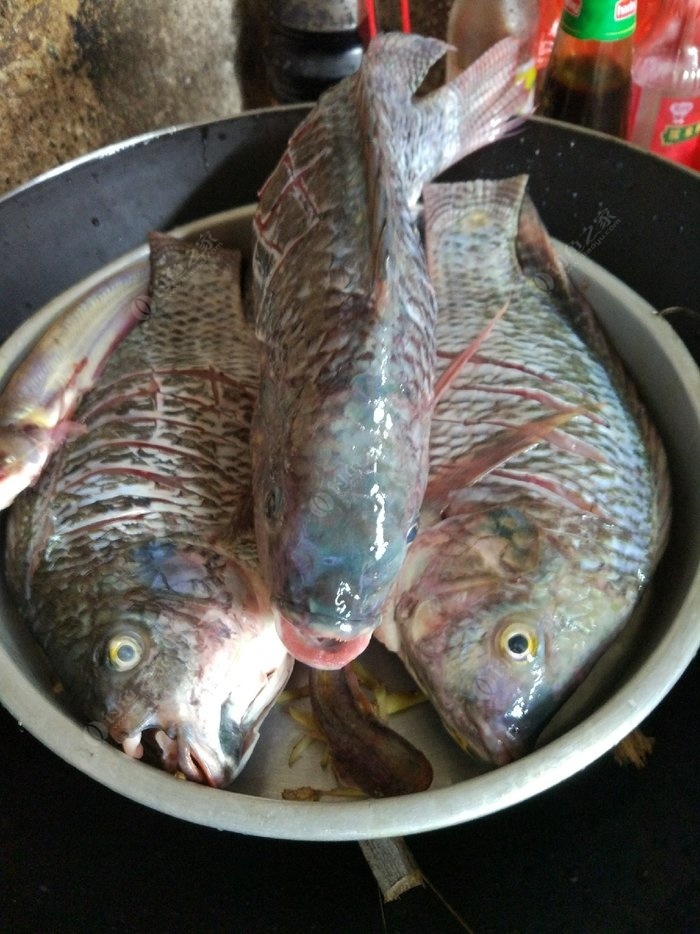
0;0;243;194
0;1;452;196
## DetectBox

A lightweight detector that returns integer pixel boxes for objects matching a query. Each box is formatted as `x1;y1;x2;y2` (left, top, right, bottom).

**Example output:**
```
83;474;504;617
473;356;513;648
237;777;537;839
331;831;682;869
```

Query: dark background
2;658;698;933
1;111;699;932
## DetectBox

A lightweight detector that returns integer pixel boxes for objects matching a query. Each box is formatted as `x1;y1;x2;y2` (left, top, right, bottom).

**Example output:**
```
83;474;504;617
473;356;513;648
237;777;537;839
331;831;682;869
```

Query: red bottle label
630;86;700;170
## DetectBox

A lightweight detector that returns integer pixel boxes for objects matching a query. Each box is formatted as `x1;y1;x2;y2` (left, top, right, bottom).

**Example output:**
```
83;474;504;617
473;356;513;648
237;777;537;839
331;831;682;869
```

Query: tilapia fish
376;177;671;766
252;33;529;670
0;272;143;511
5;234;292;787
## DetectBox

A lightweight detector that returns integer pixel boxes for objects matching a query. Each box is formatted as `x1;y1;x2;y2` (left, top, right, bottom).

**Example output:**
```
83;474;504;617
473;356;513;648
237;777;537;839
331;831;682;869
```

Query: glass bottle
446;0;539;108
627;0;700;170
535;0;661;93
538;0;637;138
265;1;364;103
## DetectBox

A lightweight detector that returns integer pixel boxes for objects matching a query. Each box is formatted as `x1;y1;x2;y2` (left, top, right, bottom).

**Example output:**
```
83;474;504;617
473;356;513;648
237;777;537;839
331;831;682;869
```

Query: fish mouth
116;724;248;788
276;613;372;669
450;710;526;768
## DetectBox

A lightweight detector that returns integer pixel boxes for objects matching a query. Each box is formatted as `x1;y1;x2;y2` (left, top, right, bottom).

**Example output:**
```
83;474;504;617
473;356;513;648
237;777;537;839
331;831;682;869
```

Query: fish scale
376;176;670;766
29;259;257;555
6;233;292;787
251;34;529;669
424;178;664;550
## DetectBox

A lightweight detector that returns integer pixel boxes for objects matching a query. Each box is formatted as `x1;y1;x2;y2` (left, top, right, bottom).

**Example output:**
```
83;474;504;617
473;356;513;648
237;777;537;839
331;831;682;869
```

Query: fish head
386;506;619;766
440;610;561;766
254;379;426;669
0;424;51;510
62;544;292;787
259;478;418;669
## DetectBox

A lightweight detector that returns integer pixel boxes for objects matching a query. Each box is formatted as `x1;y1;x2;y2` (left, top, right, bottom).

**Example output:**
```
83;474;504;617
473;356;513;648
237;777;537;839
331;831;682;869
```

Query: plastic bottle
536;0;564;90
265;1;363;103
635;0;663;45
538;0;637;138
627;0;700;170
446;0;539;108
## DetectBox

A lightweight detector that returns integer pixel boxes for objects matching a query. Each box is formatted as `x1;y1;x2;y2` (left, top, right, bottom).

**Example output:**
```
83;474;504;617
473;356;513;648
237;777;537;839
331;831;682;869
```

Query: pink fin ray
50;420;89;444
433;298;510;404
425;405;599;510
491;467;611;520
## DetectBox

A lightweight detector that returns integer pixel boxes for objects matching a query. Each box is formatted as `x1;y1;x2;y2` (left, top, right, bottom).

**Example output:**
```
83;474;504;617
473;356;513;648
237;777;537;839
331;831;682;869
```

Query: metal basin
0;112;698;840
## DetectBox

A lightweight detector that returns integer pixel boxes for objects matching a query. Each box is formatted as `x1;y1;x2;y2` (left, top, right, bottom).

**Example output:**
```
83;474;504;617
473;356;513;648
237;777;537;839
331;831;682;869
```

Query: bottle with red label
538;0;637;138
535;0;662;89
627;0;700;171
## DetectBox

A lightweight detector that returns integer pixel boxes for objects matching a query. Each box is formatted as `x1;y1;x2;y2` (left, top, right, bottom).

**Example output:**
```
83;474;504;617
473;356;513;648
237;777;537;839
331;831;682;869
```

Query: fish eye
499;623;538;662
106;634;144;672
264;485;283;521
406;522;418;544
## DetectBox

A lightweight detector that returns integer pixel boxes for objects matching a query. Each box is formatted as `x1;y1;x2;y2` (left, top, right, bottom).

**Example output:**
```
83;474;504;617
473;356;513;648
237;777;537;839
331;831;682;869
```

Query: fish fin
491;466;611;520
408;37;531;202
425;406;597;510
433;298;510;403
516;193;573;298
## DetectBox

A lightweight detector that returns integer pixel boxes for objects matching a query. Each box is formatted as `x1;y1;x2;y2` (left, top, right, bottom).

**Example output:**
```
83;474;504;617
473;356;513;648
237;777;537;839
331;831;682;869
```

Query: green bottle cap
561;0;637;42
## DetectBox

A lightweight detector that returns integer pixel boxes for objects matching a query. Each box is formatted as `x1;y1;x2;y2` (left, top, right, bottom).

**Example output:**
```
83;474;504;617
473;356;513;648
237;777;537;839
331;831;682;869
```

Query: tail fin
359;34;529;208
412;36;530;203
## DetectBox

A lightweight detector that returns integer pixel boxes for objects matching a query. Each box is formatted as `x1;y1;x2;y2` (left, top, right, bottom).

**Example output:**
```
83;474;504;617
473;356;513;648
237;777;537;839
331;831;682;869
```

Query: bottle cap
270;1;359;32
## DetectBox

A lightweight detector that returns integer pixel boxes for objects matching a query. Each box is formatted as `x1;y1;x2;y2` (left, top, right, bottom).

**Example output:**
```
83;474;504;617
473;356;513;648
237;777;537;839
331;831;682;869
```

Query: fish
251;33;530;670
0;268;146;511
4;233;293;787
375;176;671;766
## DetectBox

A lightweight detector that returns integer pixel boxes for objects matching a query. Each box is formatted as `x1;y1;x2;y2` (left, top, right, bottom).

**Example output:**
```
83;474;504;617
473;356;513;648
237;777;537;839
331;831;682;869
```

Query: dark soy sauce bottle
265;1;364;103
538;0;637;138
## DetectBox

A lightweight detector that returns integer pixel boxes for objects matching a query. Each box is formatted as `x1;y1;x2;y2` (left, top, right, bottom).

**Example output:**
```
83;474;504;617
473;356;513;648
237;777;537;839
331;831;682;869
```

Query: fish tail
411;37;530;203
356;34;450;308
424;176;530;250
360;35;529;209
358;35;527;313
